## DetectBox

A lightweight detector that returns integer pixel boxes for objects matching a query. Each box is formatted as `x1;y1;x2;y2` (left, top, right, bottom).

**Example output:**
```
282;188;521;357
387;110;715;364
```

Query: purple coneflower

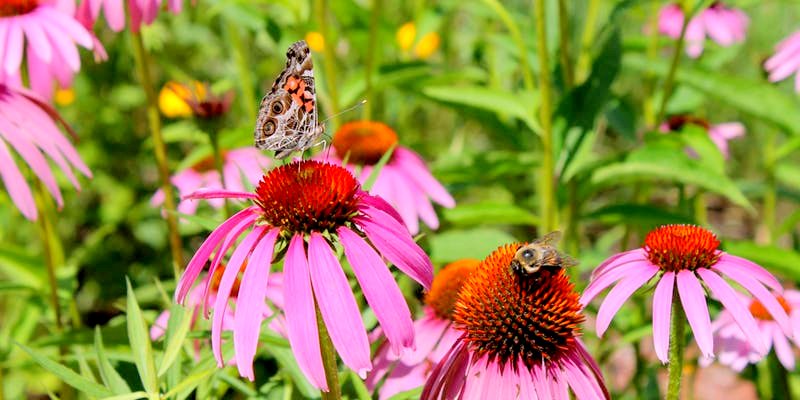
175;160;432;389
76;0;185;33
367;259;479;400
0;0;94;100
658;2;748;58
661;115;744;159
700;289;800;371
151;147;271;215
581;224;791;364
0;83;91;220
423;244;609;400
323;120;455;235
764;30;800;92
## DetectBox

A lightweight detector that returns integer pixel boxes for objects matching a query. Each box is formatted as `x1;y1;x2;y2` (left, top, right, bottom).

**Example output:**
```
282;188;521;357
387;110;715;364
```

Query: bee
511;231;578;276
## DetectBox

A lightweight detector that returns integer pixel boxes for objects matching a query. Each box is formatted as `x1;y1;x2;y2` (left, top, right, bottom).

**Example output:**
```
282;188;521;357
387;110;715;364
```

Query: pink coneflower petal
595;264;659;335
359;193;404;225
716;254;782;291
677;270;713;357
0;139;36;219
580;259;651;306
233;228;279;380
284;234;327;390
212;226;266;366
183;188;258;201
308;232;371;377
652;271;675;363
713;260;791;333
591;248;647;279
21;22;52;62
401;311;449;364
4;22;24;75
772;326;795;369
0;119;64;206
696;268;766;354
338;226;414;357
394;148;455;208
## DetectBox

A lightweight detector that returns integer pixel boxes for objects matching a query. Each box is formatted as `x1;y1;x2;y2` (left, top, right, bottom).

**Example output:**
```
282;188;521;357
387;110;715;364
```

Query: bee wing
534;231;563;246
560;253;579;268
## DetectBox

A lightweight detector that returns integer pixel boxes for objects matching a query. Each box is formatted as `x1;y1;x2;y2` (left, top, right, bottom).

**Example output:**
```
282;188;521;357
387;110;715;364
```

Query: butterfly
254;40;325;159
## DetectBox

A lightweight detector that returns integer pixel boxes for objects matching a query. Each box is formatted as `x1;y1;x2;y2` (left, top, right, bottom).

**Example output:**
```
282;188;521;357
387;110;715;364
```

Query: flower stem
482;0;535;92
362;0;381;121
205;123;231;217
34;181;63;331
224;21;258;122
130;32;184;278
666;286;686;400
656;10;689;125
314;0;341;129
575;0;599;83
534;0;557;233
556;0;574;88
316;301;341;399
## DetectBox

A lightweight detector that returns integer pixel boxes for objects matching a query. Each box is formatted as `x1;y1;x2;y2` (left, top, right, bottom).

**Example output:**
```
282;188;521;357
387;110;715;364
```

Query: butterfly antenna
320;100;367;125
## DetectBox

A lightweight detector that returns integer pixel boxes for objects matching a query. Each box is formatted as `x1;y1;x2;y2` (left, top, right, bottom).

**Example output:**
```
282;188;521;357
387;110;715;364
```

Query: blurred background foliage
2;0;800;398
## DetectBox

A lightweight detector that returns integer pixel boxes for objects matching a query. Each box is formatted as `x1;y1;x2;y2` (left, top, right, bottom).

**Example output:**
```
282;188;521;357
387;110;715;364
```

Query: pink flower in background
324;120;455;235
700;289;800;371
582;225;790;363
77;0;185;33
764;30;800;92
151;147;271;215
658;2;748;58
366;259;478;400
661;115;745;158
0;84;91;220
0;0;94;100
175;160;432;388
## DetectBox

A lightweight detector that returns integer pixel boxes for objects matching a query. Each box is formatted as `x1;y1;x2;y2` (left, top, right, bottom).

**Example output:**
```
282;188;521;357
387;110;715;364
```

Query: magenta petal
308;232;371;376
591;249;648;279
581;259;652;307
283;234;327;390
338;226;414;357
595;264;659;336
401;309;449;365
772;327;795;370
4;21;23;75
676;270;713;358
652;272;675;363
0;138;36;219
183;188;257;201
211;226;266;366
233;228;279;380
716;254;782;291
356;213;433;288
713;260;792;334
359;192;404;225
696;268;766;355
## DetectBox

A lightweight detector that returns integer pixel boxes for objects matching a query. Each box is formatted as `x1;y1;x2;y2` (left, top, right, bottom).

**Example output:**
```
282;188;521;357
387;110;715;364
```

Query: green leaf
346;370;371;400
157;304;193;377
94;327;132;394
776;163;800;192
101;391;150;400
363;144;396;191
723;241;800;281
163;342;234;399
126;278;159;395
0;244;45;289
422;86;540;134
430;228;518;263
265;345;320;399
16;342;114;398
590;143;753;211
582;204;693;228
387;387;424;400
625;53;800;136
442;202;538;226
680;125;724;175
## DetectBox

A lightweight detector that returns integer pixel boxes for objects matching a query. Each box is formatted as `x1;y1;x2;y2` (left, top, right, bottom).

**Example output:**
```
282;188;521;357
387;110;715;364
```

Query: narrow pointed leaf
94;326;132;394
16;342;113;398
158;304;193;377
126;278;159;394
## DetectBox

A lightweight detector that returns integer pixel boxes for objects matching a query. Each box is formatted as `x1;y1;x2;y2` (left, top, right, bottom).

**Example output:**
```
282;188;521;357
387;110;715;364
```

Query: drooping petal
338;226;414;357
581;259;653;307
400;309;449;365
676;270;713;357
716;254;782;291
233;228;279;380
308;232;371;376
595;264;659;336
359;191;404;225
652;272;675;363
0;137;36;219
591;248;648;279
183;188;257;201
713;260;791;334
283;234;327;390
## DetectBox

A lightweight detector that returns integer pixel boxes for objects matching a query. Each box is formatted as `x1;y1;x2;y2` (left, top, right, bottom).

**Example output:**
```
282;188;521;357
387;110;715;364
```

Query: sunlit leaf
430;228;518;263
442;202;538;226
17;343;114;398
125;278;159;394
723;241;800;281
423;86;540;133
94;326;132;395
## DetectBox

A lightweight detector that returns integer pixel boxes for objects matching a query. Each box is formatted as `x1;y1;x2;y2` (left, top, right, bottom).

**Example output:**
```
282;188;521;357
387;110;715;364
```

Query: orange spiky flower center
333;121;399;165
209;261;246;297
453;243;585;368
644;224;721;272
749;296;792;321
425;259;480;320
254;161;361;234
0;0;38;16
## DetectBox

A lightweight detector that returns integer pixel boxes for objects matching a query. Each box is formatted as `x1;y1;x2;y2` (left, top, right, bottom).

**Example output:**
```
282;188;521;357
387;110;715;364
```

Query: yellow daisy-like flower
414;31;440;59
305;31;325;52
158;81;206;118
54;88;75;106
396;22;416;51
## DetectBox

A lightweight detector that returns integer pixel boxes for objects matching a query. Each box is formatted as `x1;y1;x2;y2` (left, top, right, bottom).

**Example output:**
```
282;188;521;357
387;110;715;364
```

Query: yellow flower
54;87;75;106
414;31;440;59
396;22;416;51
306;32;325;52
158;81;205;118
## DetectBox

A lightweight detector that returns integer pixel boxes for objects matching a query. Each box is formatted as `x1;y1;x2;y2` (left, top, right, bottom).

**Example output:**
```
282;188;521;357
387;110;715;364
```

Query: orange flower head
209;261;246;297
0;0;37;16
750;295;792;321
332;121;399;165
425;259;481;320
453;243;585;369
644;224;721;272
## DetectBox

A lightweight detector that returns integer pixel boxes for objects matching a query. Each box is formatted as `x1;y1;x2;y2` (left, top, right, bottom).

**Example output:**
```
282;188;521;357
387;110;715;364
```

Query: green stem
575;0;599;83
656;10;690;125
481;0;535;92
643;0;662;128
316;302;341;399
767;351;791;400
534;0;556;233
34;182;63;331
130;32;184;278
314;0;341;129
205;123;230;217
224;22;257;122
556;0;574;88
666;285;686;400
694;192;708;227
763;132;777;244
362;0;381;121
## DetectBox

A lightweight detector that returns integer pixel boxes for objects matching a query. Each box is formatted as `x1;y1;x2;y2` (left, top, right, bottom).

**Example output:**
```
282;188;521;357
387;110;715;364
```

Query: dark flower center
332;121;399;165
254;160;361;234
0;0;38;17
191;151;229;173
453;243;584;369
750;296;791;321
425;259;480;320
644;224;720;272
665;114;710;132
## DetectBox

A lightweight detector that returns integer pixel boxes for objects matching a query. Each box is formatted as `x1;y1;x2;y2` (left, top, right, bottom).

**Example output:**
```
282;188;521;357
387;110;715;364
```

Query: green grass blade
16;342;114;398
126;278;159;394
363;144;396;191
157;304;193;377
94;326;132;394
